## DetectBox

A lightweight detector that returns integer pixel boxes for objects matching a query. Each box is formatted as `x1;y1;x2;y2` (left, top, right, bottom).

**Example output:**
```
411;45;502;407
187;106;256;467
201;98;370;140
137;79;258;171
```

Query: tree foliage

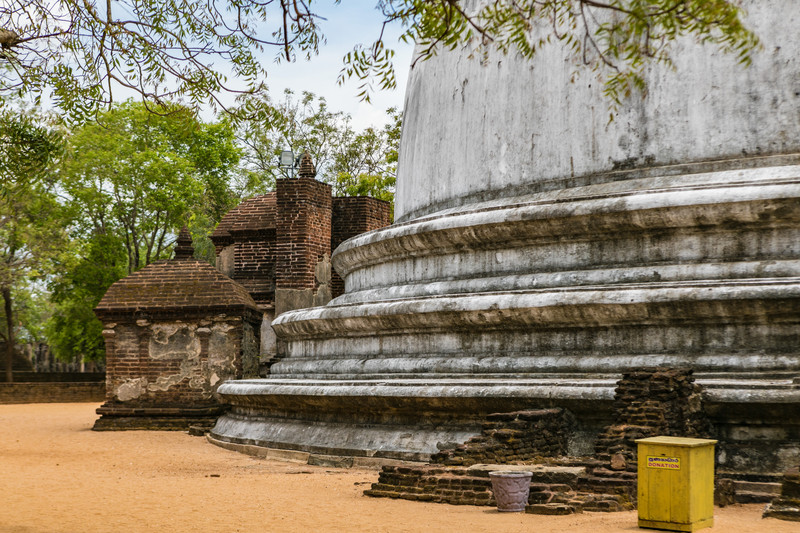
46;233;126;362
0;0;321;120
359;1;759;105
331;106;400;211
0;109;65;380
236;90;399;209
235;90;353;195
60;100;240;272
1;1;758;119
46;101;240;362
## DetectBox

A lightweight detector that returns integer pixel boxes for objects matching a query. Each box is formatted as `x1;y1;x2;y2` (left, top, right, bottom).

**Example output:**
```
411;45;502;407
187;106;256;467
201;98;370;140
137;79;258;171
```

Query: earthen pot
489;471;533;512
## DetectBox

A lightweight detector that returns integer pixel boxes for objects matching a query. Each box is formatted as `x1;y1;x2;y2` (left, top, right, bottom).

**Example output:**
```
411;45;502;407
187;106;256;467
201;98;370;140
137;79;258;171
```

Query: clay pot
489;471;533;512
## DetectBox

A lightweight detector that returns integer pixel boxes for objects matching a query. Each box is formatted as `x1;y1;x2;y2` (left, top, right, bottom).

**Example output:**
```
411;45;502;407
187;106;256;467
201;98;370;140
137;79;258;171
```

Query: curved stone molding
333;166;800;291
212;377;616;459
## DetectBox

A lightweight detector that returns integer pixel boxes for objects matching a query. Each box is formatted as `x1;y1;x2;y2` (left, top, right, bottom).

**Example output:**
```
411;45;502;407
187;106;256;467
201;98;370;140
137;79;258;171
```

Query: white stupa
212;0;800;472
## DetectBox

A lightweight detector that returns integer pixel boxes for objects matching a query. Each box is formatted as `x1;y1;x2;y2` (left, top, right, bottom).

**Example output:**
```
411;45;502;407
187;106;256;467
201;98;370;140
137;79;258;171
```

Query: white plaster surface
148;323;200;360
396;0;800;221
116;378;146;402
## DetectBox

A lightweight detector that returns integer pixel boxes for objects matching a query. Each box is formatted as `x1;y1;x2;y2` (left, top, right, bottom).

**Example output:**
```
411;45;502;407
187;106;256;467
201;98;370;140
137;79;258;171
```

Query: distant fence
0;372;105;383
0;373;106;404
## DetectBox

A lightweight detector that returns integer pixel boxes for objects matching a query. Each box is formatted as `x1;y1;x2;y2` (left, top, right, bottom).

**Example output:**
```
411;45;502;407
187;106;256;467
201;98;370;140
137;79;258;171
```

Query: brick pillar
330;196;393;298
275;154;333;317
101;327;116;402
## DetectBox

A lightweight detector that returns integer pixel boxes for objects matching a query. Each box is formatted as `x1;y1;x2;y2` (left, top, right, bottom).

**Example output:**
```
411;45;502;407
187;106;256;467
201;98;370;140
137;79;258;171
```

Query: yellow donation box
636;436;717;532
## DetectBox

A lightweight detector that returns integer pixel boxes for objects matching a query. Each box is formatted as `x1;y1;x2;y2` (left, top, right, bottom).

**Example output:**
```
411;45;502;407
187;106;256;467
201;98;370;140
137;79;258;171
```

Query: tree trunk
3;287;14;383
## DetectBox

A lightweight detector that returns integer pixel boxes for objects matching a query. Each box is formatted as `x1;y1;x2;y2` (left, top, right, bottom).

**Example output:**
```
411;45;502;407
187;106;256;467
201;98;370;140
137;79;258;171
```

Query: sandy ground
1;403;796;533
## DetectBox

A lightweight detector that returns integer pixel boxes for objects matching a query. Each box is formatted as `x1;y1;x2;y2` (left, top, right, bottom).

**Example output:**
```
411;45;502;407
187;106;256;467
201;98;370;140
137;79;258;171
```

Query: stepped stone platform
764;468;800;521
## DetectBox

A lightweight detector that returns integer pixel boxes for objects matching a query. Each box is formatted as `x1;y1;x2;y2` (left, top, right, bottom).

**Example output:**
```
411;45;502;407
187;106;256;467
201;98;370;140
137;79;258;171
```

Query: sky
260;4;415;131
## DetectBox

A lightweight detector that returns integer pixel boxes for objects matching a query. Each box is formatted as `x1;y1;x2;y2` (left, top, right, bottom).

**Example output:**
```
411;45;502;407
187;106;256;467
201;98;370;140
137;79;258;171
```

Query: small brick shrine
210;152;392;367
93;228;262;430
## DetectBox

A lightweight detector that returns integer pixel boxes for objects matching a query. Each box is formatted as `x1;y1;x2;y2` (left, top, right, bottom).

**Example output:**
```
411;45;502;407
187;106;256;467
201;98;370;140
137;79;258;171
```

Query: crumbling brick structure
366;367;713;514
430;409;574;466
93;228;262;430
210;152;392;367
594;367;712;473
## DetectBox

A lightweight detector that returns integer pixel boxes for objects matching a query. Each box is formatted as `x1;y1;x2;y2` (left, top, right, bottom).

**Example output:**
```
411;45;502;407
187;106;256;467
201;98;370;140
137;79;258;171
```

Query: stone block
526;503;576;515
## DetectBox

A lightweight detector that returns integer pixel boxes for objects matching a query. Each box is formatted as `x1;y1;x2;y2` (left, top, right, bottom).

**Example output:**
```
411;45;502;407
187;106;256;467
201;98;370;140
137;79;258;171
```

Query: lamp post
279;149;300;178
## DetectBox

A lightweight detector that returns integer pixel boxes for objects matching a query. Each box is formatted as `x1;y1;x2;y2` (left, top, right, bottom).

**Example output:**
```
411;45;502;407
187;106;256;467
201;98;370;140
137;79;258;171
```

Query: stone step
590;467;638;479
466;463;584;485
763;500;800;521
580;475;636;488
733;480;782;495
529;483;573;493
735;490;778;504
364;489;401;499
526;503;577;515
581;499;631;512
573;492;635;512
187;424;213;436
718;471;784;483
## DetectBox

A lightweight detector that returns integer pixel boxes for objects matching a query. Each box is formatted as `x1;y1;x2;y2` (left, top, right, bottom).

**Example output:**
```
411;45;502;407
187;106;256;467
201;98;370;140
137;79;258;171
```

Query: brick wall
365;463;633;513
233;231;277;306
331;196;393;297
102;318;248;407
1;372;105;383
275;177;333;291
0;382;105;404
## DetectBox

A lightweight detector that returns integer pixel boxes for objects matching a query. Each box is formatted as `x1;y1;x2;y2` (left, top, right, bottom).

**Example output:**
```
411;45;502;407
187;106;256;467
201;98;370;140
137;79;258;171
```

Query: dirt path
0;403;794;533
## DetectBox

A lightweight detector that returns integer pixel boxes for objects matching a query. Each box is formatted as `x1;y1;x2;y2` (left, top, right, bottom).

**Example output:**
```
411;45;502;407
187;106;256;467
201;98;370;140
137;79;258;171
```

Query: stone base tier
93;403;227;431
212;162;800;475
210;377;617;462
210;376;800;472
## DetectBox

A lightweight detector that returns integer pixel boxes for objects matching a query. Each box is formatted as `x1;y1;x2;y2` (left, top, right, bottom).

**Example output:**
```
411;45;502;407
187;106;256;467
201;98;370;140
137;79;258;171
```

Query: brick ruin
366;367;718;515
209;152;392;368
93;153;392;429
594;368;713;473
430;409;574;467
94;228;262;430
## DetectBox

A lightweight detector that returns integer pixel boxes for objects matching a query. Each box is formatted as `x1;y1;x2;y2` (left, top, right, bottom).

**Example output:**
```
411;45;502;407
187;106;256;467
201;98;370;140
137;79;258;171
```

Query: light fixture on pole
279;149;296;178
